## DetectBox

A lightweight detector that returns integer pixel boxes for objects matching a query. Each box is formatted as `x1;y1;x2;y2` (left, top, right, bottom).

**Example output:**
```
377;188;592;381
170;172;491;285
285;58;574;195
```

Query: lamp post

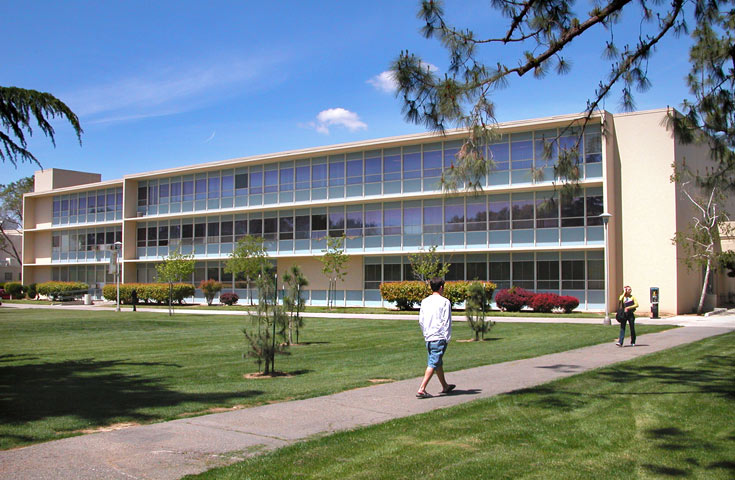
599;213;612;325
114;241;122;312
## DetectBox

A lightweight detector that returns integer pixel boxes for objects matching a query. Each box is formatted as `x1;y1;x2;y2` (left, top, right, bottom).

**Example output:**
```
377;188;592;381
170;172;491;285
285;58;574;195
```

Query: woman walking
616;285;639;347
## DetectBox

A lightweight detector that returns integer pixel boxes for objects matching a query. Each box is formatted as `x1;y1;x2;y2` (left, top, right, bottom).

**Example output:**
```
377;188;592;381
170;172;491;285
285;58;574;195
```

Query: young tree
199;279;223;306
224;235;268;305
242;262;288;375
1;86;83;167
283;265;309;345
408;245;450;282
672;169;733;314
0;177;32;266
465;281;494;341
319;235;348;309
155;249;195;316
392;0;733;194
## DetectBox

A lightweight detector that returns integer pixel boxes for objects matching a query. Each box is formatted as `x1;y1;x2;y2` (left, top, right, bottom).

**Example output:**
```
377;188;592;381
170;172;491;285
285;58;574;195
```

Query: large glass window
221;174;233;197
138;186;147;206
208;176;220;199
403;151;421;179
561;193;585;227
312;163;327;188
510;133;533;170
295;215;310;239
364;207;382;236
194;221;206;244
171;181;182;202
383;206;401;235
346;158;362;185
280;166;294;192
295;165;310;191
364;264;382;289
263;217;277;240
383;150;401;181
537;255;559;290
235;173;248;195
466;198;487;231
311;213;327;239
512;194;534;229
329;159;345;186
423;205;442;233
586;191;604;225
489;139;509;171
249;217;262;237
279;215;293;240
445;203;464;232
207;221;219;244
423;148;442;180
329;209;345;237
250;170;263;194
488;195;510;230
584;130;602;163
536;191;558;228
403;205;421;235
346;210;363;236
183;179;194;201
195;178;207;200
264;169;278;193
234;219;247;241
365;153;381;183
512;256;534;289
562;258;585;289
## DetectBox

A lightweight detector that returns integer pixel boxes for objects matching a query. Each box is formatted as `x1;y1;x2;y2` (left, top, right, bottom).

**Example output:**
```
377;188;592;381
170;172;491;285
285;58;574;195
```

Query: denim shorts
426;339;448;368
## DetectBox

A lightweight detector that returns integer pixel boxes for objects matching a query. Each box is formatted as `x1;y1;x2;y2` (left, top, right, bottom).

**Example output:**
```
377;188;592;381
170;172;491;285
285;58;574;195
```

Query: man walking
416;277;456;398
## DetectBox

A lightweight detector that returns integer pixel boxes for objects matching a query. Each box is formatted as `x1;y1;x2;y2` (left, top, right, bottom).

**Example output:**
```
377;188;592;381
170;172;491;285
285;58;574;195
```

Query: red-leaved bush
494;286;534;312
530;293;560;313
558;295;580;313
496;287;580;313
219;292;240;306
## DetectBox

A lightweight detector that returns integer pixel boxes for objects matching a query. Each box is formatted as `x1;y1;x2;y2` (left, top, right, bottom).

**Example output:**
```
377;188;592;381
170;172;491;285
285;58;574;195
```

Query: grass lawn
186;331;735;480
0;308;669;450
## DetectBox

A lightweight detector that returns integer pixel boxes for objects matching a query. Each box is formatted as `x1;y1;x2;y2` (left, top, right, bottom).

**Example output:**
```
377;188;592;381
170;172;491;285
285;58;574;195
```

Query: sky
3;1;695;186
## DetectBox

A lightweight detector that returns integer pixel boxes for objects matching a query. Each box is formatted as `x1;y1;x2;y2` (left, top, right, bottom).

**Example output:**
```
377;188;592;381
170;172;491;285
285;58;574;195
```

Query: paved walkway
1;307;733;479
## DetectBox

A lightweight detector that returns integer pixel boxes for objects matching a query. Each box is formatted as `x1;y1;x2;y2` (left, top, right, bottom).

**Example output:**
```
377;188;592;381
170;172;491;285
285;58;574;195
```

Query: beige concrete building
0;229;22;283
21;109;735;314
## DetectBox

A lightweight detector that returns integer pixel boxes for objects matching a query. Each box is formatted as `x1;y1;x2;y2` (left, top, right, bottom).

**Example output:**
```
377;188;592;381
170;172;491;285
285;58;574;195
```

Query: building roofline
27;110;612;195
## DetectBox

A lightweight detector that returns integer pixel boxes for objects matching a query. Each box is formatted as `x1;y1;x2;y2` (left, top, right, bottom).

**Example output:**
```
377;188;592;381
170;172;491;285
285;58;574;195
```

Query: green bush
380;281;496;310
36;281;89;301
4;282;25;299
102;283;195;304
27;283;37;300
199;279;223;306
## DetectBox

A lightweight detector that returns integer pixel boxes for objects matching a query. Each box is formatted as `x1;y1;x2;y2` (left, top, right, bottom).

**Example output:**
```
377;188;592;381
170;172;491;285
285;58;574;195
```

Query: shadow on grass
0;357;263;426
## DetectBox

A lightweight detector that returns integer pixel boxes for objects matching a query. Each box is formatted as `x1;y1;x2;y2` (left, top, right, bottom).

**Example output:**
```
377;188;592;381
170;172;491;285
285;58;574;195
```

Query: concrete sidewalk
1;320;732;480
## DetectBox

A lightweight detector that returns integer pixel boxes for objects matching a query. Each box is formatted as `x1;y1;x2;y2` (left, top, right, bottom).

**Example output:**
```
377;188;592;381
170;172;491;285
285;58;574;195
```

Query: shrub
529;292;560;313
199;279;223;306
219;292;239;305
4;282;25;299
494;286;534;312
102;283;195;304
559;295;580;313
27;283;37;300
380;281;496;310
37;281;89;301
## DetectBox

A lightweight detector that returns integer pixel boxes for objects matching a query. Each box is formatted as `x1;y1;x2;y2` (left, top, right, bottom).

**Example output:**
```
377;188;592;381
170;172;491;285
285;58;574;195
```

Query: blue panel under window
182;201;193;212
587;226;604;243
383;181;401;194
403;235;421;247
170;203;181;213
586;163;603;178
346;185;362;197
264;193;278;205
466;232;487;246
488;171;509;186
489;230;511;246
278;240;293;252
403;179;421;193
423;177;441;191
423;233;442;247
561;227;585;244
312;188;327;200
536;228;559;245
221;197;234;209
346;237;363;250
384;235;401;248
346;290;362;303
445;232;464;246
294;239;310;253
365;183;382;196
249;194;262;206
512;230;534;245
510;170;533;184
328;186;344;199
365;236;382;250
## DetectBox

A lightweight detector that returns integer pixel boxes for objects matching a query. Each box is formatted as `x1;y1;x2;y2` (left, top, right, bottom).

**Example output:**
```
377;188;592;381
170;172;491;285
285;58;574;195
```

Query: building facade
21;109;734;314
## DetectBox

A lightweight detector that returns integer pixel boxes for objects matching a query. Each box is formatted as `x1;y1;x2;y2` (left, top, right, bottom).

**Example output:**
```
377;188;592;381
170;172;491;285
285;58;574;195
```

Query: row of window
136;127;602;212
135;188;603;249
51;227;122;260
52;187;123;225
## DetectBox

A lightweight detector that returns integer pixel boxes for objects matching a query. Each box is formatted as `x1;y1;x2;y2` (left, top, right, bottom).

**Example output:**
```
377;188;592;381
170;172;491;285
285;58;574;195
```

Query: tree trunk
168;283;173;316
697;258;712;315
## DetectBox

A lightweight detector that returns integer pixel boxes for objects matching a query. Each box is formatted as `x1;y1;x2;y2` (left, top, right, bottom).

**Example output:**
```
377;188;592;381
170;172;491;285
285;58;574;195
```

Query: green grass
187;331;735;480
0;309;669;450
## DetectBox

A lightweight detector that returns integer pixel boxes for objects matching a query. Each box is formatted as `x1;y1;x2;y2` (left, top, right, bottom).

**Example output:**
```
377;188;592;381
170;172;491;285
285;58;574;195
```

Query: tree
465;281;494;341
392;0;727;194
671;168;733;314
667;2;735;190
242;262;288;376
1;86;83;167
155;249;195;316
0;177;32;267
224;235;268;305
319;235;348;309
199;279;223;306
283;265;309;345
407;245;450;282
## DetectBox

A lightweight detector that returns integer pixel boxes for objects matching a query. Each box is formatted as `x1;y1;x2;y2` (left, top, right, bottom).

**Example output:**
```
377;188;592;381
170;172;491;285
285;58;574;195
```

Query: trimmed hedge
4;281;25;299
37;281;89;301
102;283;195;304
380;281;497;310
219;292;239;305
496;287;580;313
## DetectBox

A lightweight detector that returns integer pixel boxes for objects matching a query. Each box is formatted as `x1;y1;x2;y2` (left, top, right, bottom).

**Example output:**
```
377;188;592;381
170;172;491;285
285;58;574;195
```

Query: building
21;109;735;314
0;229;22;283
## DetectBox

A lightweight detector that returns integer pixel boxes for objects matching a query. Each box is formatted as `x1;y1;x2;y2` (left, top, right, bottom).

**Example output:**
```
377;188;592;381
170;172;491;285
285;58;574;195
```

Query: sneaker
615;342;622;347
630;344;635;347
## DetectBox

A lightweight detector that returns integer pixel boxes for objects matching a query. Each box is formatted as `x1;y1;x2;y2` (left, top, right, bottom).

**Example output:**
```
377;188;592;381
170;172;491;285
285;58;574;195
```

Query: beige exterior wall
0;230;22;282
26;196;54;229
611;110;679;314
32;231;53;265
23;266;52;285
277;255;363;291
33;168;101;192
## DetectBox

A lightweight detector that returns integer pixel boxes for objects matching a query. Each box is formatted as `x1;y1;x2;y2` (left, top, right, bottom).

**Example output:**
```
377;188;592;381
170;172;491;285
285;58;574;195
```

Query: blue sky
4;1;694;186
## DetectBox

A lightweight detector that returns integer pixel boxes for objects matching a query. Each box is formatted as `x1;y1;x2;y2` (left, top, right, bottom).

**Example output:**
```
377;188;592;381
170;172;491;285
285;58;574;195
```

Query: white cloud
309;108;367;134
63;53;288;125
367;63;438;94
367;71;397;93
